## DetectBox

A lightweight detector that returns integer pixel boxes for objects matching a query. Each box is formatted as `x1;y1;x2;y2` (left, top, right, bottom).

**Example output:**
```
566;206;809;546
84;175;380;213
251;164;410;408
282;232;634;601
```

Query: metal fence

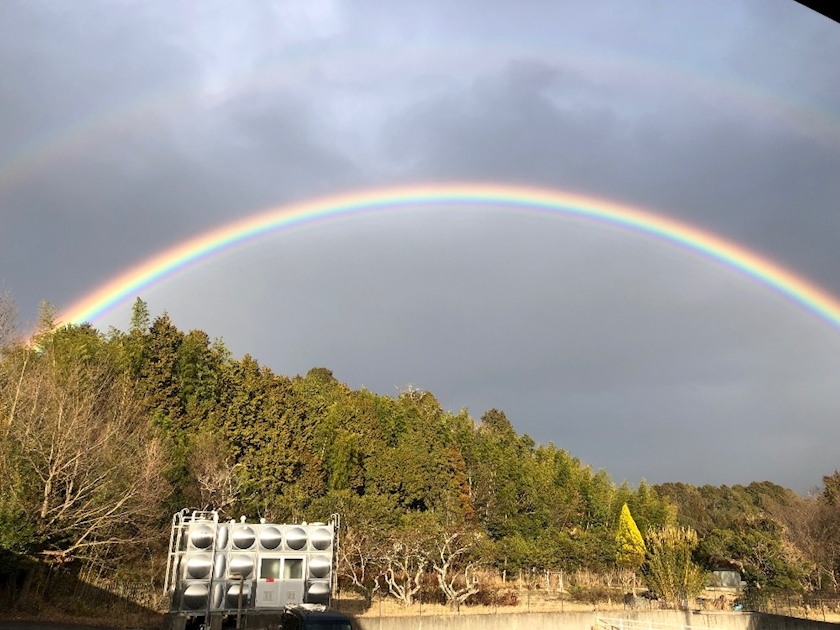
739;590;840;622
6;564;165;618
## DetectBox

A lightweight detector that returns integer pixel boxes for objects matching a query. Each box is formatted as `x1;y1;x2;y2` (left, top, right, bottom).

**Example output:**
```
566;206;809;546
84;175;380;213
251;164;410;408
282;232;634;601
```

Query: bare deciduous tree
381;534;427;607
186;432;241;514
337;523;385;605
0;292;18;350
427;529;483;610
1;348;168;562
791;479;840;591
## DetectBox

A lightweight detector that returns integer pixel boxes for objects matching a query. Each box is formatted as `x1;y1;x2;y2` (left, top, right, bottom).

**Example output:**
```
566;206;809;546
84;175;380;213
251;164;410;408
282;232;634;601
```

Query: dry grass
342;596;840;623
3;601;163;629
336;590;641;618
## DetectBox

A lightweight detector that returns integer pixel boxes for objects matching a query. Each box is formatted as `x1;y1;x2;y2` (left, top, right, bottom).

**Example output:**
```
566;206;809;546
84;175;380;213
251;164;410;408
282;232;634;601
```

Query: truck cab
279;604;354;630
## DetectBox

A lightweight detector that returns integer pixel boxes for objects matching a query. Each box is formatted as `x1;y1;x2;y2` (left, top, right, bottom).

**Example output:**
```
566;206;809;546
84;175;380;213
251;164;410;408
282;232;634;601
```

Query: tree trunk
16;564;37;608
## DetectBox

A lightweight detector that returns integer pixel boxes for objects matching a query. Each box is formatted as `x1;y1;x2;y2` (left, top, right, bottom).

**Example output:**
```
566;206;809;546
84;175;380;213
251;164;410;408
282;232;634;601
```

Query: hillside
1;298;839;616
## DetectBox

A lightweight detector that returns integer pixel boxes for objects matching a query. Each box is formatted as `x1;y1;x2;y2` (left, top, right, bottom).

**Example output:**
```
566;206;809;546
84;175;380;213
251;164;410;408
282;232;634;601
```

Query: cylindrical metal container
213;553;227;580
216;524;229;549
189;525;214;550
182;583;209;609
285;526;307;550
306;581;330;604
185;554;212;579
259;525;282;550
308;555;331;579
232;526;256;550
211;583;225;610
229;554;254;579
311;527;332;551
225;582;251;609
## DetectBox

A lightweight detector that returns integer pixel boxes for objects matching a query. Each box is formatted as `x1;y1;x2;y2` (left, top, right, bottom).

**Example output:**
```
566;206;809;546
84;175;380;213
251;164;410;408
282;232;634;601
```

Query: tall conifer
616;502;646;570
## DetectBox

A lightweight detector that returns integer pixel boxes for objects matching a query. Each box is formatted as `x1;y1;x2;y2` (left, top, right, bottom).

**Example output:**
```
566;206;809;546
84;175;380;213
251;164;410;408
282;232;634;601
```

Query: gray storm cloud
1;0;839;491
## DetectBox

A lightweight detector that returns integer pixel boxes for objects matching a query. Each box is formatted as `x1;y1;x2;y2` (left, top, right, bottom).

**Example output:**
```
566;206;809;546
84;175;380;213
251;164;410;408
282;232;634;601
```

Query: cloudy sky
1;0;839;492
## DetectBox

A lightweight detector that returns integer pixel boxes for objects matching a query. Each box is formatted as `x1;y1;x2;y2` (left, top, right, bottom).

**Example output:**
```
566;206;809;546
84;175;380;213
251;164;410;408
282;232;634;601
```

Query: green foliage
32;300;59;343
4;295;832;608
655;481;802;536
627;479;677;532
129;297;150;333
616;503;646;570
0;501;36;554
643;526;707;607
696;516;807;591
657;480;810;589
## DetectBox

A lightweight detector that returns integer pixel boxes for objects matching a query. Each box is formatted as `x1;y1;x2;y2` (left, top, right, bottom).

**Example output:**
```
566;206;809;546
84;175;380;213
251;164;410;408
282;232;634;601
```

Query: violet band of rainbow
60;183;840;331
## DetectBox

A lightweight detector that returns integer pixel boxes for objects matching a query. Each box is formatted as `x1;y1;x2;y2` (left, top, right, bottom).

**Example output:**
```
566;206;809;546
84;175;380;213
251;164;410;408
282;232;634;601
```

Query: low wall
162;609;840;630
743;613;839;630
353;611;838;630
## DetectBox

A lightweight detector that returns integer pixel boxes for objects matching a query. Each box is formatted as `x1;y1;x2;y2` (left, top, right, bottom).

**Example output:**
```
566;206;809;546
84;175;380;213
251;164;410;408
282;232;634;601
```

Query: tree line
1;294;839;611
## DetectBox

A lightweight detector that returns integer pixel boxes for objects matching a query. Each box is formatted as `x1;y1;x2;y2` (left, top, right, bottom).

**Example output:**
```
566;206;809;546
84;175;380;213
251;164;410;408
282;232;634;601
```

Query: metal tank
225;581;251;609
284;526;308;551
231;525;256;550
308;555;331;579
228;554;255;579
181;583;209;610
188;524;214;550
306;581;331;605
165;510;337;615
310;526;333;551
259;525;282;550
185;554;212;580
215;523;229;549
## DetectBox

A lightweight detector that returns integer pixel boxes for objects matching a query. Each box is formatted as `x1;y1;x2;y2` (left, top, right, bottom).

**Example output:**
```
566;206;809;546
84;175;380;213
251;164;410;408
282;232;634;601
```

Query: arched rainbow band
60;183;840;330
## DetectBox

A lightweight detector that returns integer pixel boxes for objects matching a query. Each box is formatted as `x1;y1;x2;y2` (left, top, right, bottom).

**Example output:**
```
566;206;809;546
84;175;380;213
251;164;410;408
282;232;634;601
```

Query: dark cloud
0;2;355;319
1;1;839;490
122;207;840;490
384;57;840;290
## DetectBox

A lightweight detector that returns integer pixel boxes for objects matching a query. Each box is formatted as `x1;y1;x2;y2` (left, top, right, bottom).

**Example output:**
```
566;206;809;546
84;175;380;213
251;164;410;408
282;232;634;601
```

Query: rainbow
60;183;840;330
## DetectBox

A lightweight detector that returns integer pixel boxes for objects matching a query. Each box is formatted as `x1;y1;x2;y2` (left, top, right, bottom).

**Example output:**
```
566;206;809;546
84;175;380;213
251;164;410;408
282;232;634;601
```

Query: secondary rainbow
60;183;840;330
4;45;840;197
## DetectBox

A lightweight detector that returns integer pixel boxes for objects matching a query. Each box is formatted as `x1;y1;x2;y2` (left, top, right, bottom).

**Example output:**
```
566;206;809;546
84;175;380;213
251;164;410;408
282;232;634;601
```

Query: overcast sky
1;0;839;492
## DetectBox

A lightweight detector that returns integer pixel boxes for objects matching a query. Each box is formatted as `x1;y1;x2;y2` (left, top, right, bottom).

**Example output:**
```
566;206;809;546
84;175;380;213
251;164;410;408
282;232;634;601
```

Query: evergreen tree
616;502;646;571
129;297;150;333
6;294;826;610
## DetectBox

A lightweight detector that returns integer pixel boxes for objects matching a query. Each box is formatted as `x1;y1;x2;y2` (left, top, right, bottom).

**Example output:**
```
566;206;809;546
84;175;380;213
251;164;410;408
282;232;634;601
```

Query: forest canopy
1;296;839;609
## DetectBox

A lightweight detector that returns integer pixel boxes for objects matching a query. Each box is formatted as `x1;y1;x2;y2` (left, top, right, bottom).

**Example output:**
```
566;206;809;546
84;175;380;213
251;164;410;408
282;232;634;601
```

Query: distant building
708;568;746;590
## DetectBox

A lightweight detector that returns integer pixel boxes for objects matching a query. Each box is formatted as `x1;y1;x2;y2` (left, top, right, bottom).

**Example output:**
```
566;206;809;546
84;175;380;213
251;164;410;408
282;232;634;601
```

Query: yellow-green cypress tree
616;502;647;571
